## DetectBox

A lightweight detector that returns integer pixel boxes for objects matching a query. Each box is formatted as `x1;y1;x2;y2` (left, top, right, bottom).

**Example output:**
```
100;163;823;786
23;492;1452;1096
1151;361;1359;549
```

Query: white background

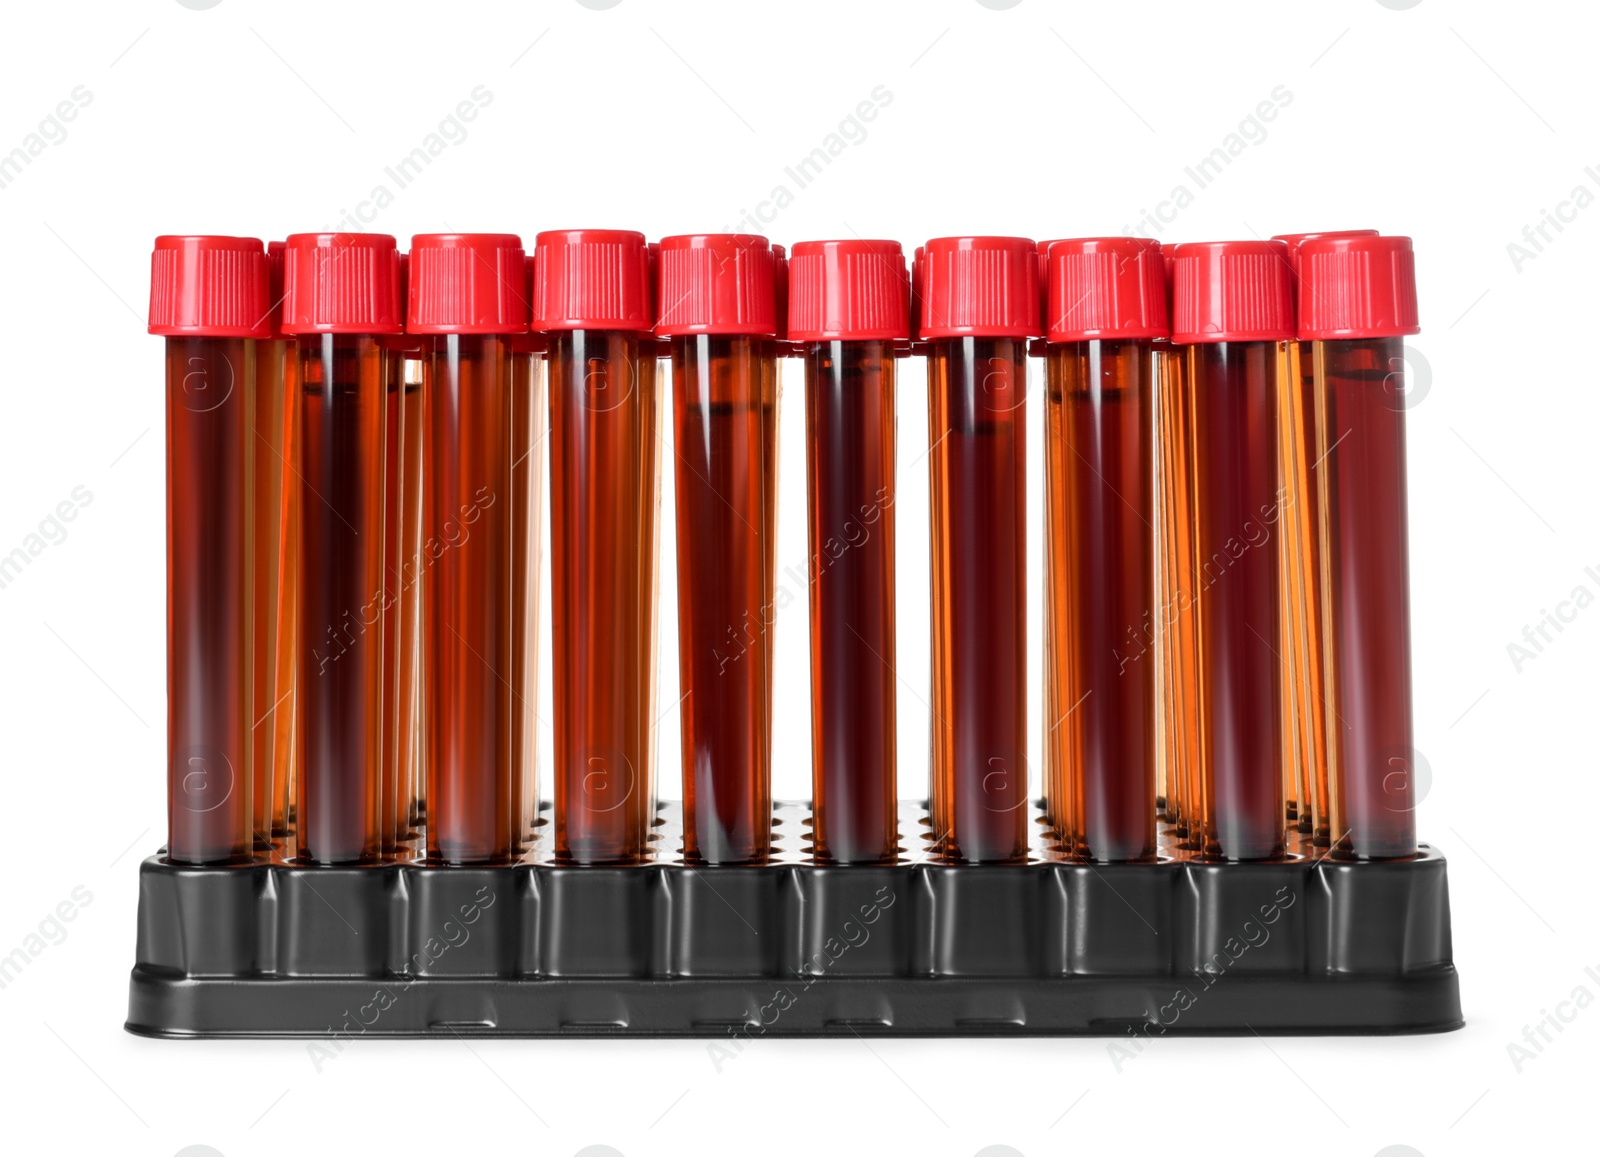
0;1;1591;1154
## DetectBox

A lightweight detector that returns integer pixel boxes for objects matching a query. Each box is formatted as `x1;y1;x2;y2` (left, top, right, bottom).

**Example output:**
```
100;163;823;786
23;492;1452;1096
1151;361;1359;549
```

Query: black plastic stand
126;802;1461;1038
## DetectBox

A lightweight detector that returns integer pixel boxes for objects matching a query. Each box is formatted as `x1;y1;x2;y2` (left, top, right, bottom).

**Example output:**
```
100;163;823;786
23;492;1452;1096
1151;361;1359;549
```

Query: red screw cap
280;233;403;336
655;234;777;338
1271;229;1378;282
1045;237;1168;343
1296;234;1419;341
148;235;270;338
1170;240;1294;344
919;236;1040;340
771;243;789;341
531;229;652;332
407;233;528;335
787;239;910;343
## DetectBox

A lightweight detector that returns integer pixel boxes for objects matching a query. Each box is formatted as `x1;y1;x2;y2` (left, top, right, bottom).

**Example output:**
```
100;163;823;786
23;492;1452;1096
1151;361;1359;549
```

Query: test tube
149;235;266;865
535;230;661;866
788;239;908;865
408;233;528;866
1171;241;1293;861
921;236;1038;864
1298;234;1421;860
281;232;402;866
255;240;296;848
657;234;779;865
1042;238;1166;862
510;254;547;857
397;336;425;848
1272;229;1377;844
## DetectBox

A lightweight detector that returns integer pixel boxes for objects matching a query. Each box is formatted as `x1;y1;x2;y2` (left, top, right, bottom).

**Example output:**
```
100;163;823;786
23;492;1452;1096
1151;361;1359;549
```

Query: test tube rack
126;800;1460;1038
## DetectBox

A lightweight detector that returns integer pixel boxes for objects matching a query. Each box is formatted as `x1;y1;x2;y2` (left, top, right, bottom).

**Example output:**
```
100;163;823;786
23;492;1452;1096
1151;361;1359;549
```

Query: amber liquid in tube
672;336;774;864
423;334;514;865
1317;337;1417;859
1155;342;1202;840
380;357;405;856
549;330;661;865
166;337;255;865
397;361;424;844
296;335;385;865
927;338;1029;863
1042;353;1078;850
511;346;547;855
1051;341;1157;861
805;341;898;865
1285;339;1332;841
270;344;301;841
1189;341;1284;860
250;338;289;850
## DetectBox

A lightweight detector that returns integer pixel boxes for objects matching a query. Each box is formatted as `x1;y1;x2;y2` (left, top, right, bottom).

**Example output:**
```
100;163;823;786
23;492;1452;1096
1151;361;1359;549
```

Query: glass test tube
789;239;907;865
1300;234;1422;860
410;233;528;866
379;334;416;857
1272;229;1377;844
1172;241;1293;861
536;230;661;866
1041;238;1166;862
397;346;425;848
658;234;778;865
282;233;401;866
921;236;1037;864
149;235;265;865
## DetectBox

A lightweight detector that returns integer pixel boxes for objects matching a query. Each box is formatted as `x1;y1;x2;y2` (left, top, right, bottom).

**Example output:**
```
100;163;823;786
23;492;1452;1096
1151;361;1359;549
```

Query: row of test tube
148;228;1419;869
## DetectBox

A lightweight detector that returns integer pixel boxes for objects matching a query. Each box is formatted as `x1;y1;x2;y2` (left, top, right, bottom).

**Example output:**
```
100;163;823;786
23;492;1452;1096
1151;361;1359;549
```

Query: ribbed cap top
1271;230;1378;281
406;233;528;334
787;239;910;342
280;233;403;335
148;235;270;338
1170;240;1294;344
654;234;777;337
920;236;1040;339
1045;237;1168;342
1297;234;1420;341
531;229;652;332
771;244;788;340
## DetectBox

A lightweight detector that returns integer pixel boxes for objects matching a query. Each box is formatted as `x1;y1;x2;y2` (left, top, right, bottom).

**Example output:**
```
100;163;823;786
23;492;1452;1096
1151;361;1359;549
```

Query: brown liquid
549;330;661;865
927;338;1029;864
672;335;775;864
381;358;405;856
1189;341;1284;861
1042;350;1074;847
251;338;289;850
395;365;424;849
1317;337;1417;859
1155;343;1202;841
296;334;385;865
1283;340;1332;840
804;341;898;865
166;337;255;864
270;343;301;842
511;348;547;856
1049;340;1157;862
424;335;515;865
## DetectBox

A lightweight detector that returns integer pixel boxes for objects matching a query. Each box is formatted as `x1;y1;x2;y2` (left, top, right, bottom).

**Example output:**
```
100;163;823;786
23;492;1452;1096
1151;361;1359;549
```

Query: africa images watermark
0;86;92;193
1504;563;1600;673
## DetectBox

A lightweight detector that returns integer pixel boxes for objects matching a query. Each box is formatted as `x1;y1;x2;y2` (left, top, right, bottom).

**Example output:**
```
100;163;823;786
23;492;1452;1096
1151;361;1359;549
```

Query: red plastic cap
1170;240;1294;344
1297;234;1420;341
1271;230;1377;281
920;236;1040;340
655;234;776;337
148;235;270;338
771;244;788;340
531;229;652;332
280;233;403;336
787;239;910;342
406;233;528;335
1045;237;1168;342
